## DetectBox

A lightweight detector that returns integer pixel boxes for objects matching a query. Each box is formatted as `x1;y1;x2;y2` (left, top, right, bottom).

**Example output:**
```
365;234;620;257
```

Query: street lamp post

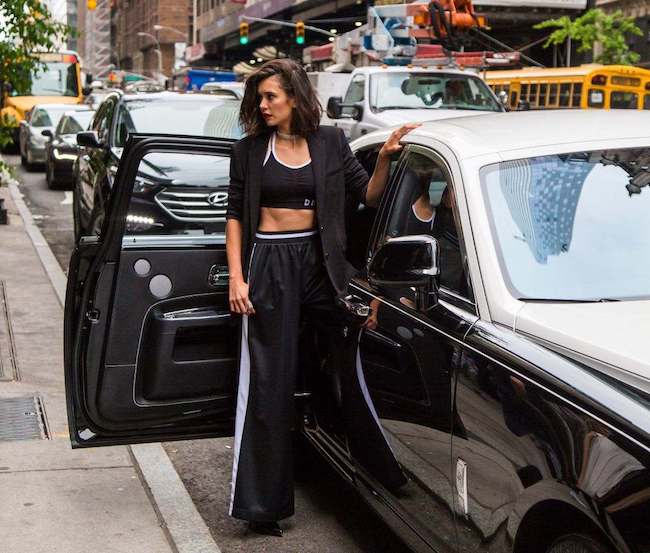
153;24;187;41
137;31;163;83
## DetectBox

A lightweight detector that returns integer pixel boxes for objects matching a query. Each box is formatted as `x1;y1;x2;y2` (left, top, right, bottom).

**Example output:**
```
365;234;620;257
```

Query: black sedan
73;90;241;242
44;109;94;189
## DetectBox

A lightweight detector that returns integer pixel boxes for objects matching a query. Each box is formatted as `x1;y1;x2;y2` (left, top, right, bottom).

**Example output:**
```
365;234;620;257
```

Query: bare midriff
258;207;316;232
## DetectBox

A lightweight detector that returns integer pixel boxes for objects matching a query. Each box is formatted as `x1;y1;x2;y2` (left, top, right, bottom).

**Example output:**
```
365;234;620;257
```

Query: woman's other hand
229;278;255;315
379;123;422;159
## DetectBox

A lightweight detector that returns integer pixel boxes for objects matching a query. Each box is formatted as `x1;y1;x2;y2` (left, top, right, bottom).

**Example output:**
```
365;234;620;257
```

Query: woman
226;58;419;537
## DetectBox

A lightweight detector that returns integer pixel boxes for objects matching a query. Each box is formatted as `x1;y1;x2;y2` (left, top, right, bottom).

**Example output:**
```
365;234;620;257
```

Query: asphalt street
5;153;412;553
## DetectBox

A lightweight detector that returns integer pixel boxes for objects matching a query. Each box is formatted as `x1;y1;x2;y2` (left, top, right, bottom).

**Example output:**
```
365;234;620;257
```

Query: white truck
314;65;505;141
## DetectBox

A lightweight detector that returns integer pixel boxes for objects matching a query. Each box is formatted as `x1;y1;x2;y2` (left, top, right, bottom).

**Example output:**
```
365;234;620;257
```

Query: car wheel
20;147;27;167
546;534;612;553
72;188;84;244
25;149;36;172
46;162;55;189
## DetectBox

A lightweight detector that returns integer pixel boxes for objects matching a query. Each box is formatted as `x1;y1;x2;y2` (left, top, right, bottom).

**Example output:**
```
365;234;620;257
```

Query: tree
0;0;69;148
534;9;642;66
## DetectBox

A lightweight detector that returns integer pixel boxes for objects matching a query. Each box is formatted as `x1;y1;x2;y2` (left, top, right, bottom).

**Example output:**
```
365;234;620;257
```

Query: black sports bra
260;133;316;210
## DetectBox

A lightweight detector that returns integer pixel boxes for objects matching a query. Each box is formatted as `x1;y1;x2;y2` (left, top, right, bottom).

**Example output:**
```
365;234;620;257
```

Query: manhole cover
0;396;49;441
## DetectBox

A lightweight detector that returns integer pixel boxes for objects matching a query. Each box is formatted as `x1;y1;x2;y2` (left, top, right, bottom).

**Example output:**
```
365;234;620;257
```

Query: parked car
19;103;89;171
72;90;242;242
64;110;650;553
44;109;95;189
200;81;244;99
319;65;505;141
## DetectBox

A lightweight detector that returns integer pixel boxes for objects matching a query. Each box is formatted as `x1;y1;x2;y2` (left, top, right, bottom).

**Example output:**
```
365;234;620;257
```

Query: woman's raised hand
229;278;255;316
379;123;422;158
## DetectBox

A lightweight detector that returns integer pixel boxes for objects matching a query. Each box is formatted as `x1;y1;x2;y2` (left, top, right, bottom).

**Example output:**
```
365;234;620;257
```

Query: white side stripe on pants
229;314;251;515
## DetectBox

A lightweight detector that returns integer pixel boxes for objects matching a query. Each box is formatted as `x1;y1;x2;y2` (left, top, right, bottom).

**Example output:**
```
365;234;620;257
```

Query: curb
6;175;222;553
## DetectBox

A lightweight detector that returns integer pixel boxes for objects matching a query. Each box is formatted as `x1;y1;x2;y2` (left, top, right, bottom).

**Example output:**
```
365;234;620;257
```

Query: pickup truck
320;65;505;140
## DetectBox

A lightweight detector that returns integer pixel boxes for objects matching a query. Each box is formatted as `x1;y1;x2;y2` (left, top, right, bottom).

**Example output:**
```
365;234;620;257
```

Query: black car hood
134;150;230;188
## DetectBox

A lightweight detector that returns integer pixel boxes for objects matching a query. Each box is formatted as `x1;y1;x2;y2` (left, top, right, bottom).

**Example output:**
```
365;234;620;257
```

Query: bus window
588;89;605;108
548;84;558;106
644;94;650;110
572;83;583;107
559;83;571;107
520;83;529;101
510;90;518;108
611;91;638;109
529;83;538;107
539;84;548;107
591;74;607;86
611;76;640;87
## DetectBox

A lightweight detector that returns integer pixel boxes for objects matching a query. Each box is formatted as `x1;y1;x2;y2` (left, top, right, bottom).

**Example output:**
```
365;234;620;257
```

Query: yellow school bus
484;64;650;110
1;51;83;142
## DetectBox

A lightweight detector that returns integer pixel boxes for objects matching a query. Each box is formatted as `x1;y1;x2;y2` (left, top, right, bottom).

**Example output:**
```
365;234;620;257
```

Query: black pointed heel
248;520;283;537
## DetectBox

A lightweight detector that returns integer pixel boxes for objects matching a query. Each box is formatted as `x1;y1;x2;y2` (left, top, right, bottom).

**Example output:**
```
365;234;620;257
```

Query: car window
124;150;231;237
55;116;68;136
343;75;365;117
67;111;94;134
346;145;400;270
114;99;242;147
482;149;650;301
384;148;474;304
97;100;115;144
31;109;52;127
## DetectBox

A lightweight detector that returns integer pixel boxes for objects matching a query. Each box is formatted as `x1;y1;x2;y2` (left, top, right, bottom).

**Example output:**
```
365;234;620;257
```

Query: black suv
73;90;241;242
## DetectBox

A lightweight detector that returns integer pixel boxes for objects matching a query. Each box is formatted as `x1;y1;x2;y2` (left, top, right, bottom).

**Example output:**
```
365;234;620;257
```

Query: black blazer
226;125;369;298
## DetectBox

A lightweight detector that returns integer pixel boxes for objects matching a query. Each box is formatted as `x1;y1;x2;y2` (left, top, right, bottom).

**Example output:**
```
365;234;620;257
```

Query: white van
318;65;505;140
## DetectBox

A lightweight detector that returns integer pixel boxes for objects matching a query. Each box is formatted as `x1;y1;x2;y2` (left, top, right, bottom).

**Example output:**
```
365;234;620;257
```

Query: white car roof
405;110;650;159
352;65;477;77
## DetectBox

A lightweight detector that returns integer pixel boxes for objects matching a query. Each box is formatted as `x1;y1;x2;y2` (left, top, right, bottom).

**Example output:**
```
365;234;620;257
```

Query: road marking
61;191;73;205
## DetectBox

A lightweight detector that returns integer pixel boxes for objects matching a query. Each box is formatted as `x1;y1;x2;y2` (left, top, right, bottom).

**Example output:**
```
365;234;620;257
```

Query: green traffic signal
240;36;249;45
296;36;305;45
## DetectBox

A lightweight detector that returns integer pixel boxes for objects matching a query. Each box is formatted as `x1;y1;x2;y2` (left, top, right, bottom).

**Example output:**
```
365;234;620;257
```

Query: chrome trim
122;235;225;248
154;187;229;223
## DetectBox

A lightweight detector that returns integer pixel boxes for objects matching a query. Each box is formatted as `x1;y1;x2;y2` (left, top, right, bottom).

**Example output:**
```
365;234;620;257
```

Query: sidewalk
0;180;200;552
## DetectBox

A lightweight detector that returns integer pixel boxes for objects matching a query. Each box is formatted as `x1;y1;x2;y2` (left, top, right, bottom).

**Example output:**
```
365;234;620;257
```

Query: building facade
113;0;191;81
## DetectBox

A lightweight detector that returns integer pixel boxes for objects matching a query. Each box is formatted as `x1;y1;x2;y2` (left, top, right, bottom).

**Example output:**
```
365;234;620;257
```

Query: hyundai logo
207;191;228;207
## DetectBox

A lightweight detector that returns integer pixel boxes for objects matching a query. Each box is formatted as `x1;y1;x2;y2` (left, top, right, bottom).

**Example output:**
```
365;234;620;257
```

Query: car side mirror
41;129;53;138
82;86;92;96
77;130;104;149
368;235;440;309
351;104;363;121
327;96;343;119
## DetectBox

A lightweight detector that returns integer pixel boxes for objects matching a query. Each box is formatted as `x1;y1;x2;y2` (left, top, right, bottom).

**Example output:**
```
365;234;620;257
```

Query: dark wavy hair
239;59;322;137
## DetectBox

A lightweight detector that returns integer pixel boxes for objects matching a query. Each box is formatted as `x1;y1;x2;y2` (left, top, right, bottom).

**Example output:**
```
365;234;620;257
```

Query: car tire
25;149;36;172
546;534;612;553
72;187;85;244
46;161;59;190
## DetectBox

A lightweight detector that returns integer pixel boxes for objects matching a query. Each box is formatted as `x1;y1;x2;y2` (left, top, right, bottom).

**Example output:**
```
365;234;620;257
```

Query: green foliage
534;9;642;65
0;0;70;146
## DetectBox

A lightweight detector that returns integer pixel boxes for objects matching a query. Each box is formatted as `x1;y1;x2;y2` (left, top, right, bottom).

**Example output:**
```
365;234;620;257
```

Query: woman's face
258;75;295;129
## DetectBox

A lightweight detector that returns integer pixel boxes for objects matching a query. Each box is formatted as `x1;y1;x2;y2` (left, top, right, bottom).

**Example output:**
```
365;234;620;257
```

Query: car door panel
65;135;237;447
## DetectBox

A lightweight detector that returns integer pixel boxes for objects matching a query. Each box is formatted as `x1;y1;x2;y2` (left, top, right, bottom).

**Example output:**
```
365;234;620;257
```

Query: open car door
64;135;238;447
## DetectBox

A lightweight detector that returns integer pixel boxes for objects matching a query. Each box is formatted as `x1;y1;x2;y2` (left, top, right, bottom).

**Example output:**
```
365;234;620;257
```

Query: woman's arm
226;218;253;315
366;123;421;207
226;141;254;315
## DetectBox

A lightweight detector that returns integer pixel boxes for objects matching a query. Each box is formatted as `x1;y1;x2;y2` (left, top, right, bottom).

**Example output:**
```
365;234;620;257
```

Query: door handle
337;294;370;319
207;264;229;288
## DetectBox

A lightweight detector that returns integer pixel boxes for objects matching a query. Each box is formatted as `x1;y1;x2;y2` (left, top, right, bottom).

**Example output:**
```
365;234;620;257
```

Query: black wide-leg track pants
229;229;405;522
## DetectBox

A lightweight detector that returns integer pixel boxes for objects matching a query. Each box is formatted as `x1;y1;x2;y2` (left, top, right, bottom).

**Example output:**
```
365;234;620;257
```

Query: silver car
19;104;87;171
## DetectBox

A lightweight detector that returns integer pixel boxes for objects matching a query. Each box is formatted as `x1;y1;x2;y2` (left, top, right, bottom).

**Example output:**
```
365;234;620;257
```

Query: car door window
31;109;51;127
384;147;474;306
345;145;401;270
124;150;231;237
342;75;365;117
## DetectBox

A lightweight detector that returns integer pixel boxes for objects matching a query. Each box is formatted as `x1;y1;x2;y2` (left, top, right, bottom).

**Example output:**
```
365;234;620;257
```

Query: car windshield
482;149;650;301
24;62;79;97
370;72;500;112
32;108;68;128
114;98;242;147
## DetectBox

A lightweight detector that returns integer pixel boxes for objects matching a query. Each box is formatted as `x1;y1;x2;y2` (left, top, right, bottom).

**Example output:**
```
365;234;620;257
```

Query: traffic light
87;0;96;10
239;22;249;45
296;21;305;45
